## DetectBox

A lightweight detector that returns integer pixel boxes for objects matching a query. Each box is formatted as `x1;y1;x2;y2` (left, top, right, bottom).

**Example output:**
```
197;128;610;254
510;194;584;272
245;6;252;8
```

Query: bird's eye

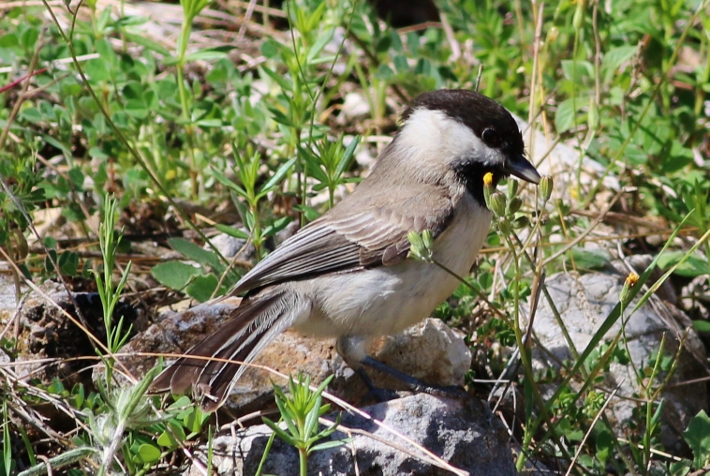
482;128;501;147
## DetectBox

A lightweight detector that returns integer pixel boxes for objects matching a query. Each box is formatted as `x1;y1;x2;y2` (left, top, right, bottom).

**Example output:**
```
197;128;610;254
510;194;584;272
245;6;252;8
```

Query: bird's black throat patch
451;158;505;208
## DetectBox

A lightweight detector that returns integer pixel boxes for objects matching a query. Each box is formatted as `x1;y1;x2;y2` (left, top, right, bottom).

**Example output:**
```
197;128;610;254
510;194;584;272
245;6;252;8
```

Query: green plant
0;154;45;287
259;374;345;476
94;195;133;368
212;153;296;260
301;135;360;210
151;236;241;302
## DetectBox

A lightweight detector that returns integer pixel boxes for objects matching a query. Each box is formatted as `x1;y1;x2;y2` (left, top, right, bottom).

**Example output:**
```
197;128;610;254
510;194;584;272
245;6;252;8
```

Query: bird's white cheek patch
398;108;504;170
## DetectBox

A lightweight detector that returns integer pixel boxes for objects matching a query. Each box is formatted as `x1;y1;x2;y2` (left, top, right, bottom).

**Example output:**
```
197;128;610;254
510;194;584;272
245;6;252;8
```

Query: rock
339;92;371;122
122;293;472;416
0;272;138;386
185;393;516;476
205;233;247;259
527;271;708;452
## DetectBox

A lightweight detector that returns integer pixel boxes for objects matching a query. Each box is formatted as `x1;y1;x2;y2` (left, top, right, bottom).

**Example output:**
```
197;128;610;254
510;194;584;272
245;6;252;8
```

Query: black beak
504;153;541;184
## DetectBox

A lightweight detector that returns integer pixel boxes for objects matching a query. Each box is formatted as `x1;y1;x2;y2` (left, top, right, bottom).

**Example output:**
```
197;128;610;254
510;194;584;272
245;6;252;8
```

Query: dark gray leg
336;335;468;400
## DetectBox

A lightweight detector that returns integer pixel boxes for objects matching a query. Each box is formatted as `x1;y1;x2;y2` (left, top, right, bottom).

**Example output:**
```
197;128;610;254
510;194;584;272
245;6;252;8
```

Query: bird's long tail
151;289;303;411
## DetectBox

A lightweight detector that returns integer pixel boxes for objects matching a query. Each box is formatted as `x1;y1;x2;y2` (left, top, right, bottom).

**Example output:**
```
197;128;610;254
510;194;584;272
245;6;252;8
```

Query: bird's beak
504;153;541;184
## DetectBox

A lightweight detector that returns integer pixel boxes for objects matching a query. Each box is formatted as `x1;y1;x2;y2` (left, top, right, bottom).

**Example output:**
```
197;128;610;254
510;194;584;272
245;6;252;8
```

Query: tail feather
151;289;303;410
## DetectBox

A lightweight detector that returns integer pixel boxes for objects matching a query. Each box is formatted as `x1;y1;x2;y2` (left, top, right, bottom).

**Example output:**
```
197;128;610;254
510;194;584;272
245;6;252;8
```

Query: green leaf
20;107;42;123
376;64;395;80
266;106;293;126
133;443;161;464
555;98;578;133
692;320;710;333
260;65;293;92
260;157;297;194
42;135;72;160
169;396;193;410
169;237;224;271
19;26;39;50
684;410;710;469
85;57;111;82
214;224;250;240
196;118;223;128
185;274;218;302
58;251;79;276
261;39;281;58
336;136;359;177
125;100;148;120
661;141;694;173
306;29;334;64
211;167;247;196
570;247;611;270
561;60;595;83
151;261;201;290
183;406;206;434
0;33;19;47
185;50;229;62
309;439;348;452
262;216;292;238
262;417;294;445
122;32;171;55
601;45;637;83
656;250;710;277
157;420;186;448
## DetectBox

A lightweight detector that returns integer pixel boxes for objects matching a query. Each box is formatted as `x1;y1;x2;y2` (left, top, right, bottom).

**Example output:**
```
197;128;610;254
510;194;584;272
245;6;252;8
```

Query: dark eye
482;128;501;147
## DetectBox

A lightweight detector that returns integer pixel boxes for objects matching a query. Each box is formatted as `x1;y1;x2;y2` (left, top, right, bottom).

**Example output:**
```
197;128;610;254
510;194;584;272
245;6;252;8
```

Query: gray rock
205;233;247;259
528;271;707;452
186;394;516;476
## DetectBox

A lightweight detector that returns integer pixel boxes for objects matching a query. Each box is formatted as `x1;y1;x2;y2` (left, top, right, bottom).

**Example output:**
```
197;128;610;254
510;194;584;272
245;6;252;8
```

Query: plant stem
299;448;307;476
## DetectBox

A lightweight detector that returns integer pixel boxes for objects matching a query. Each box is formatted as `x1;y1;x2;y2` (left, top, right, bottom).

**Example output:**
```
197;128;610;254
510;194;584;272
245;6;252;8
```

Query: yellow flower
625;273;639;287
483;172;493;186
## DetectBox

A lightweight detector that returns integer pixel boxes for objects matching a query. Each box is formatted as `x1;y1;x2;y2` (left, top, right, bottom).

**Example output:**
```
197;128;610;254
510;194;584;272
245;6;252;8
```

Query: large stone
527;271;707;452
186;393;517;476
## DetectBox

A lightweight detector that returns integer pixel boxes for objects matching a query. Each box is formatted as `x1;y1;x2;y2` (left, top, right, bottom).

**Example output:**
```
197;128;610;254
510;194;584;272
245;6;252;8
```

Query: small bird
152;89;540;411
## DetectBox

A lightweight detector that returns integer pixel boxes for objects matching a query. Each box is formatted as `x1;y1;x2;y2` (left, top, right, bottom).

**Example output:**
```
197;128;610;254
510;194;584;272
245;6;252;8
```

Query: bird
151;89;541;411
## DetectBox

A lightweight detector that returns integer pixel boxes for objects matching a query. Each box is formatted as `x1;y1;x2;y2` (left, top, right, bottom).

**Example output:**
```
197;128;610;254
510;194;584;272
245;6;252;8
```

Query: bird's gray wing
232;191;455;295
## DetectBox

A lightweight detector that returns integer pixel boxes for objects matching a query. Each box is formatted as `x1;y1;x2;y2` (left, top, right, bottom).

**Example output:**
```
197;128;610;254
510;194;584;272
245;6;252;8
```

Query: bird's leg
336;335;468;401
360;356;469;399
336;335;398;402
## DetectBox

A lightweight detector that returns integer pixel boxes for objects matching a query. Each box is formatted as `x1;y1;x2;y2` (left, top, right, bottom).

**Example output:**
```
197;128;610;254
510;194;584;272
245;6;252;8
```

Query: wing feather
232;190;455;295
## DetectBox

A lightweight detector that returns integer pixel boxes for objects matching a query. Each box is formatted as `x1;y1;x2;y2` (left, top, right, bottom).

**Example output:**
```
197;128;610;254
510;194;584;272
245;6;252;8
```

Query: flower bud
512;216;530;229
620;272;639;304
483;173;494;210
497;217;512;235
506;180;518;201
540;175;553;203
490;192;507;217
507;197;522;215
588;96;599;131
547;26;559;43
625;272;639;287
483;172;494;187
421;229;433;249
573;0;586;29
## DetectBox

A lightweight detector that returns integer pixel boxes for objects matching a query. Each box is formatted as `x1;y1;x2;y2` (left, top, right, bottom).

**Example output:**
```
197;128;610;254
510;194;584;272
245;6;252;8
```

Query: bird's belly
292;203;491;338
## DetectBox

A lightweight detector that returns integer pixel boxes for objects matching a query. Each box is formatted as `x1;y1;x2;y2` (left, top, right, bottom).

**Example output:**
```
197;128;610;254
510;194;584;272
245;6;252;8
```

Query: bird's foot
358;356;470;401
